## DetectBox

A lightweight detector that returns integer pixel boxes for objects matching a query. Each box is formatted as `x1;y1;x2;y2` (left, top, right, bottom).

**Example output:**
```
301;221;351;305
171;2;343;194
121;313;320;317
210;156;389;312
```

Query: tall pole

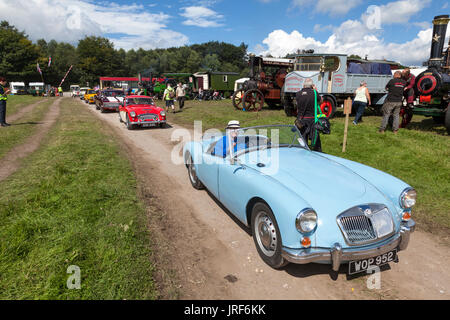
59;65;73;87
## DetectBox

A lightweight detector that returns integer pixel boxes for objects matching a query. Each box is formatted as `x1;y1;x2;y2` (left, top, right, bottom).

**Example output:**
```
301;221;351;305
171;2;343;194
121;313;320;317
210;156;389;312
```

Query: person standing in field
176;82;186;111
379;71;406;134
0;77;11;127
164;83;175;113
353;81;371;125
400;68;416;128
295;78;323;152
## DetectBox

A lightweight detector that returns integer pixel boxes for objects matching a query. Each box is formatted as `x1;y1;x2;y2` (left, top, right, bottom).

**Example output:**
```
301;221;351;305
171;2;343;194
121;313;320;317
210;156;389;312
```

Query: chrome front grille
139;113;159;121
337;204;395;246
339;215;376;244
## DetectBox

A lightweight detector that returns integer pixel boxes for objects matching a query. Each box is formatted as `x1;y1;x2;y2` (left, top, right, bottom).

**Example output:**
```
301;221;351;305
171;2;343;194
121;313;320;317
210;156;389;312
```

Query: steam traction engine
413;15;450;134
232;55;294;111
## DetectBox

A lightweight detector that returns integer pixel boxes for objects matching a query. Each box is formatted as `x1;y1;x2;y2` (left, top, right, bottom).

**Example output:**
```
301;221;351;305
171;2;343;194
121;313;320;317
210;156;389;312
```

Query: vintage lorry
282;52;398;118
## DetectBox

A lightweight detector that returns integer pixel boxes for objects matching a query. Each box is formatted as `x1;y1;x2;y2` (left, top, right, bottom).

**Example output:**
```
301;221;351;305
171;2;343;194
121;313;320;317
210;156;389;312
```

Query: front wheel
232;90;244;110
126;115;134;130
320;96;337;118
186;155;205;190
251;202;288;269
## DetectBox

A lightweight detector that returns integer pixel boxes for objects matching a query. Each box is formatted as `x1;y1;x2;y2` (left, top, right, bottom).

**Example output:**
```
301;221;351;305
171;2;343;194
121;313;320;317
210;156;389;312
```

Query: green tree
0;21;40;82
77;36;121;86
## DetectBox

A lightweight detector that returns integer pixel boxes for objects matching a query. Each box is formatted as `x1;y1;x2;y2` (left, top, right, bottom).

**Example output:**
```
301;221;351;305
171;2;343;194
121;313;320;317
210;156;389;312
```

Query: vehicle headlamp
130;111;136;118
400;188;417;209
160;111;166;117
296;209;318;234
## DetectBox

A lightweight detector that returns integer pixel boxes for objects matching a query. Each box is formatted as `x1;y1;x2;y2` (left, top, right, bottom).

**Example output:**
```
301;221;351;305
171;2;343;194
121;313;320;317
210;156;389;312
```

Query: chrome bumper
282;219;415;271
129;120;166;125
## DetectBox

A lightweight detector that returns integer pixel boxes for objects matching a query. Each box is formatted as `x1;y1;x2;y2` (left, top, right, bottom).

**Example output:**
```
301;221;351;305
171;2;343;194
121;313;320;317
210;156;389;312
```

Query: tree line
0;21;249;89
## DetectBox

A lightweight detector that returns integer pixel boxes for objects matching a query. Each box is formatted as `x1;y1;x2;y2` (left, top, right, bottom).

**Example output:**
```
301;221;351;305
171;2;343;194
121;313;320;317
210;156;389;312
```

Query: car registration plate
348;249;397;275
142;123;156;127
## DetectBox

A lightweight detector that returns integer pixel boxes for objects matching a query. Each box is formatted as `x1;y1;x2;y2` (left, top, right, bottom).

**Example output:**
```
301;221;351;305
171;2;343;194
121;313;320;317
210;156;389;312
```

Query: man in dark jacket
0;77;11;127
379;71;406;134
400;68;415;128
296;78;322;151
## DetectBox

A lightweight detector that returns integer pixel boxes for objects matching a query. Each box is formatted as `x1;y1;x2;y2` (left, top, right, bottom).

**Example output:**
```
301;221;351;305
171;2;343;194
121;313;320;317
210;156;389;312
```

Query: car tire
126;115;134;130
251;202;288;269
186;155;205;190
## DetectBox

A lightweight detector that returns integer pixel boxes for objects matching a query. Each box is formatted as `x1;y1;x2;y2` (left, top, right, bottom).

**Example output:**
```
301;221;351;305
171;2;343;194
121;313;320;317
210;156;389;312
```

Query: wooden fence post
342;98;352;152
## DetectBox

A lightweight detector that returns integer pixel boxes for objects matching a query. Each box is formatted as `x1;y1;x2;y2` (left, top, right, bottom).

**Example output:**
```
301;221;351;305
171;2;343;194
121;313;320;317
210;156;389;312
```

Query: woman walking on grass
353;81;371;125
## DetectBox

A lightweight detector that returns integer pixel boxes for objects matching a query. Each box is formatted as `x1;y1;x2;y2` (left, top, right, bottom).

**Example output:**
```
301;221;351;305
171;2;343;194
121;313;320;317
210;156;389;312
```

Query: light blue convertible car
183;125;416;274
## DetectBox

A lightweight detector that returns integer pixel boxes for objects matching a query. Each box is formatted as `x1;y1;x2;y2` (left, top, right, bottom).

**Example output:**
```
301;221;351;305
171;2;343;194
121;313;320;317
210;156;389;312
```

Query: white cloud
361;0;431;26
254;0;442;65
180;6;224;27
291;0;363;16
0;0;189;50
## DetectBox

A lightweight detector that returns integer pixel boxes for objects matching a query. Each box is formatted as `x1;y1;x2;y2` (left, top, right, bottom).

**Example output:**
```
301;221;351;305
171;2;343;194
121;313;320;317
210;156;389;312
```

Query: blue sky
0;0;449;65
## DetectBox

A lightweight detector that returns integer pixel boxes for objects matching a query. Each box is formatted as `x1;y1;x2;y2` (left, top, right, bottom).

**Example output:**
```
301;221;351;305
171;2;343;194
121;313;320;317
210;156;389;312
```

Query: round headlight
160;111;166;117
296;209;318;234
400;188;417;208
130;111;136;118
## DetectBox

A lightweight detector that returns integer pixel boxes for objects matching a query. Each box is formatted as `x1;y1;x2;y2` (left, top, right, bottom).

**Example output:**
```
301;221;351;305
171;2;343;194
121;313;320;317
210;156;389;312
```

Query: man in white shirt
176;83;186;110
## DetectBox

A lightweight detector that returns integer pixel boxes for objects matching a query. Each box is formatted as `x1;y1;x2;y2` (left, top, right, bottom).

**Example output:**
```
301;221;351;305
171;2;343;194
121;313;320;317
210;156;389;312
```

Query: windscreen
126;98;154;105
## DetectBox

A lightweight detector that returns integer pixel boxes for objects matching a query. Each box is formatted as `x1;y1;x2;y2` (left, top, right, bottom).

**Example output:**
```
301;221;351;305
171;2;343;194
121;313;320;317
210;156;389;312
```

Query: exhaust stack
429;15;450;67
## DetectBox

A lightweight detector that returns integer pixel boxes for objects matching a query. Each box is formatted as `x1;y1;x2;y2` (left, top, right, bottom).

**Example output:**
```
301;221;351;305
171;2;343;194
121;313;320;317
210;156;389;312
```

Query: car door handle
233;166;245;174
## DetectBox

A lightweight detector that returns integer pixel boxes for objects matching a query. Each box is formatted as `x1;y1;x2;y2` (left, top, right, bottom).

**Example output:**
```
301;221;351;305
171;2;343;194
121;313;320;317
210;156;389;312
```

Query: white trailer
10;82;27;95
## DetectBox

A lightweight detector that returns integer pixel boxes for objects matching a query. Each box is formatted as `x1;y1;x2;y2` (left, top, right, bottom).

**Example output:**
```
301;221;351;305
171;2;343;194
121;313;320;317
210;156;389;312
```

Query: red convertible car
119;95;166;130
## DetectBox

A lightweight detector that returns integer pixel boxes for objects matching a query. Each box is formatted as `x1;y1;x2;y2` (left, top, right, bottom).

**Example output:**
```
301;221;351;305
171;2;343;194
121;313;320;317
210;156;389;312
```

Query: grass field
0;98;54;158
4;95;43;117
0;98;158;299
163;99;450;236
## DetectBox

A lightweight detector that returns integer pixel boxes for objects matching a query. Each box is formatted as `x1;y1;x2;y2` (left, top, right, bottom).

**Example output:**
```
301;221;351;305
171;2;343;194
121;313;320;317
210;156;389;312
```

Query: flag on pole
37;63;42;75
48;57;52;68
59;65;73;87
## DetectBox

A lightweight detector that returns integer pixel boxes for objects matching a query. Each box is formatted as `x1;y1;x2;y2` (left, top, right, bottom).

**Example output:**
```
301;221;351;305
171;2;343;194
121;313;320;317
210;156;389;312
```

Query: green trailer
193;72;240;98
28;82;45;96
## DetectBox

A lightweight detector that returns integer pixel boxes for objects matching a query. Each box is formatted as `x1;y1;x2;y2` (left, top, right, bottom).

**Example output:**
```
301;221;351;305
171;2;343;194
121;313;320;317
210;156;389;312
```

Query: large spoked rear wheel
251;202;288;269
187;155;205;190
243;89;264;112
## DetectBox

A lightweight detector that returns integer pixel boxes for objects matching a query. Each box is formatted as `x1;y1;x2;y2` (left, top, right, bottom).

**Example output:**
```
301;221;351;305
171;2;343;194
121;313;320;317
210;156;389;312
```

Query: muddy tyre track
0;99;61;182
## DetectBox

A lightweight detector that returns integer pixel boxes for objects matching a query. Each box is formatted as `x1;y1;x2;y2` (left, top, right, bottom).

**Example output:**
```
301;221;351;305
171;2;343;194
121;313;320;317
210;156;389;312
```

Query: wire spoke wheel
243;89;264;112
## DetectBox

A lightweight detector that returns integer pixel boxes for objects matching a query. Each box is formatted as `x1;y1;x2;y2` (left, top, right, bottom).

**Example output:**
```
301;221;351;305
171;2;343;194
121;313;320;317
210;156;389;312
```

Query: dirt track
0;99;61;182
83;100;449;300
